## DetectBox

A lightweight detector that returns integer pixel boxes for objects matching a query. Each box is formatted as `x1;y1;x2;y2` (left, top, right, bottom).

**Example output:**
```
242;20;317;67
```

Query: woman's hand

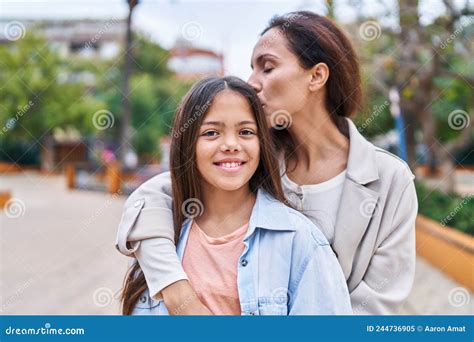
162;280;212;315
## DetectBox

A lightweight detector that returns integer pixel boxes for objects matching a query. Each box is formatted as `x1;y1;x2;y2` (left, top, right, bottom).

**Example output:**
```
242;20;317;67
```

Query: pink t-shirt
182;220;248;315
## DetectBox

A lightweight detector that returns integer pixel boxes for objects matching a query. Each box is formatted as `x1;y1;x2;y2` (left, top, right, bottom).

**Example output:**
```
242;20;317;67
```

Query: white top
280;162;346;245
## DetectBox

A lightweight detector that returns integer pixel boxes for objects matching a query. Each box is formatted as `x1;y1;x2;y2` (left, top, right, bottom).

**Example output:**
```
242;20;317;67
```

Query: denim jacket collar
176;189;294;258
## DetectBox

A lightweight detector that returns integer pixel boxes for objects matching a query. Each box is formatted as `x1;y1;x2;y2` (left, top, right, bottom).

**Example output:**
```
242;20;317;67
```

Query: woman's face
196;90;260;193
248;28;312;123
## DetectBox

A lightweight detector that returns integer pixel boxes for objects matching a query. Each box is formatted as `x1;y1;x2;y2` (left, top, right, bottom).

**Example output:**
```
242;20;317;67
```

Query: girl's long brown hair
121;76;286;315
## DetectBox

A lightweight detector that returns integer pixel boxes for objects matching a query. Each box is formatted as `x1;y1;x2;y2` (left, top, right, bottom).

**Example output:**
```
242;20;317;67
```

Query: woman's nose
247;72;262;93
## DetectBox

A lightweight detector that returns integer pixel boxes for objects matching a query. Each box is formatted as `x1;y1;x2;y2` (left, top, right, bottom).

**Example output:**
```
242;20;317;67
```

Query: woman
116;11;417;315
122;76;351;315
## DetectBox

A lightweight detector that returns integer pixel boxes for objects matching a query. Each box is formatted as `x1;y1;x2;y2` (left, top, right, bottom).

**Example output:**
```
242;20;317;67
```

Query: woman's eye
202;130;218;137
240;129;256;136
263;64;274;73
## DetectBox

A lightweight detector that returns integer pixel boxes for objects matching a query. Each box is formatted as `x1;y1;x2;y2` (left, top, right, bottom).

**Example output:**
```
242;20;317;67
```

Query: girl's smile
196;89;260;192
213;158;247;173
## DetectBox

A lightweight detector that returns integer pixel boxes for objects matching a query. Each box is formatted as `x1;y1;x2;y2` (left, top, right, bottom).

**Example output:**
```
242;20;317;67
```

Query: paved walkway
1;172;472;315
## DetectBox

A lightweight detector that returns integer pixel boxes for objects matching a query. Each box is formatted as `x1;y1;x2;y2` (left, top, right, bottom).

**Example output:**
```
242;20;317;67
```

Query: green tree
0;34;105;150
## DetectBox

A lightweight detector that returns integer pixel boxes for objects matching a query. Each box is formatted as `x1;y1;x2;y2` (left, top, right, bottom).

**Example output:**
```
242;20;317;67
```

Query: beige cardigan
116;119;417;314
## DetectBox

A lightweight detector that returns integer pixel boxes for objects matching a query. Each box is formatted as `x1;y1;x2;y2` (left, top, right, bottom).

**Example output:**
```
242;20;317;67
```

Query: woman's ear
308;63;330;92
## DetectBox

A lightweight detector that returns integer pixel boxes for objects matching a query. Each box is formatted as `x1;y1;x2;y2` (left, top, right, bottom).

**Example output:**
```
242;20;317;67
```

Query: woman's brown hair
262;11;363;155
120;76;286;315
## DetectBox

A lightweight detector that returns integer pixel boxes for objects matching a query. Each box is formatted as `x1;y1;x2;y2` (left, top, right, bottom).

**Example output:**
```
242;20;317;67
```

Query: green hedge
416;181;473;236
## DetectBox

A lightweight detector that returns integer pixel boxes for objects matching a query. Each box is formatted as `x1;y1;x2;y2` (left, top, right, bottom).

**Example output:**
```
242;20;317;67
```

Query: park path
1;172;472;314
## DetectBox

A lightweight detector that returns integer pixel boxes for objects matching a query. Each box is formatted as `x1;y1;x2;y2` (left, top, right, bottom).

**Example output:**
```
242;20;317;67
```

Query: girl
120;76;352;315
116;11;416;315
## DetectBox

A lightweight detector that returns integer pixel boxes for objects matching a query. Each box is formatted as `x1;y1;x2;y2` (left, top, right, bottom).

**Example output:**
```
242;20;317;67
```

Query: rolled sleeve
115;172;188;299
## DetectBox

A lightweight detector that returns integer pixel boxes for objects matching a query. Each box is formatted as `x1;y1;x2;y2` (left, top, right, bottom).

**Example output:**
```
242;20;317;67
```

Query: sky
0;0;454;79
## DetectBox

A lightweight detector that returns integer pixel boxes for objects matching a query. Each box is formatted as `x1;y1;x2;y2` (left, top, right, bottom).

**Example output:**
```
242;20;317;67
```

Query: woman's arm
116;171;210;314
350;180;417;314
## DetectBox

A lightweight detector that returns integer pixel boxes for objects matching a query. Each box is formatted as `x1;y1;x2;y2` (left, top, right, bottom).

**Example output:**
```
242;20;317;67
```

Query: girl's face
196;90;260;193
248;28;311;122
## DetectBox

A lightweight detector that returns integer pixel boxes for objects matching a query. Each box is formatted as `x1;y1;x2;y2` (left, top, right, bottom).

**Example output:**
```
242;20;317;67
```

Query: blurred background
0;0;472;315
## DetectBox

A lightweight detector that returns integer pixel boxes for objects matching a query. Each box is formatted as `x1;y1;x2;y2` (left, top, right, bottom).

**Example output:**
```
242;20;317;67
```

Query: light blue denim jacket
132;189;352;315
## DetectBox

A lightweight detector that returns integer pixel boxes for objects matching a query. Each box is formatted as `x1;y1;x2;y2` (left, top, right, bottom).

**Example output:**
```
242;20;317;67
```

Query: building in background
168;38;224;80
0;19;126;59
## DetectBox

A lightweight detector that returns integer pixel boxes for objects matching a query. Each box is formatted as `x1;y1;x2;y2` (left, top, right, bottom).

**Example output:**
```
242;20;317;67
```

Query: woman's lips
214;161;246;173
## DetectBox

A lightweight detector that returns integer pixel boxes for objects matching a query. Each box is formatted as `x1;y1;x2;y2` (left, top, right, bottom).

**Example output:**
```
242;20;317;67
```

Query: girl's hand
162;280;212;315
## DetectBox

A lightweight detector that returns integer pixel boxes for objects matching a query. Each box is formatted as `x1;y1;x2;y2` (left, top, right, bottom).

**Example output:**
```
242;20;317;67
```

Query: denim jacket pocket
258;297;288;316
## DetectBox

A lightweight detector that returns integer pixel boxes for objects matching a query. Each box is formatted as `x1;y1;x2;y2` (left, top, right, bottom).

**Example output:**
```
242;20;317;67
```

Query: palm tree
119;0;139;163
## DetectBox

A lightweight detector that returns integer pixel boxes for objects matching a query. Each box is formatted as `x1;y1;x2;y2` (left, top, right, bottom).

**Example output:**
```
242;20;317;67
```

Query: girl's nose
220;136;241;152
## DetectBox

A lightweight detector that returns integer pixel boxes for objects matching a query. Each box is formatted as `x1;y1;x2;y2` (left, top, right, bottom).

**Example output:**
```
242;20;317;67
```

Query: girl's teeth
221;162;241;168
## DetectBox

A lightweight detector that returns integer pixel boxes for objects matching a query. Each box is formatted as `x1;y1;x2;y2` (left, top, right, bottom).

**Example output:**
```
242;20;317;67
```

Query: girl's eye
240;129;256;136
202;130;219;137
